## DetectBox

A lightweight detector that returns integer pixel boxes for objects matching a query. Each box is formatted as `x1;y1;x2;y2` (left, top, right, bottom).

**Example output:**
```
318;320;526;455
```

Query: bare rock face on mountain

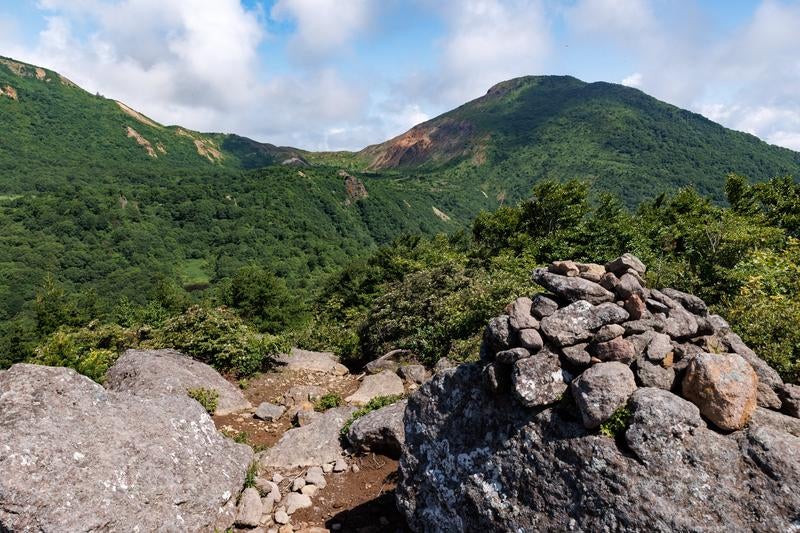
105;348;252;415
0;364;253;532
397;255;799;532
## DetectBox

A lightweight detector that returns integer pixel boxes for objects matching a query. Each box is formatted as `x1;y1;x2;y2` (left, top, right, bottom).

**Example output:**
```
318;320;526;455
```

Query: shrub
314;393;343;412
341;394;403;437
599;405;632;438
243;462;259;489
157;305;289;377
187;387;219;415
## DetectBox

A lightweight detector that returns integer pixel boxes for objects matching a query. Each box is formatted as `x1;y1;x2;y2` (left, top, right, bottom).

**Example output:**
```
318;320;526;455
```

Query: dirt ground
212;366;410;531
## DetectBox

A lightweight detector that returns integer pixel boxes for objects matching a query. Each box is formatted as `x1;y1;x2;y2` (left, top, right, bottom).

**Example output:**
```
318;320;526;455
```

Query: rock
293;408;320;427
571;361;637;428
283;385;325;406
284;493;312;515
605;253;646;275
517;328;543;353
260;406;356;468
623;317;665;335
623;293;647;320
577;262;605;282
365;349;412;374
645;297;670;315
593;323;624;343
333;458;348;472
549;260;579;276
236;488;264;527
483;362;510;393
483;315;512;353
272;473;285;483
540;301;629;347
560;343;591;368
530;294;559;318
322;463;334;474
0;364;252;532
256;402;287;421
398;364;800;533
532;268;615;305
511;349;570;407
646;332;674;363
707;314;730;331
663;305;699;340
779;384;800;418
300;484;318;497
274;509;290;524
292;477;306;492
262;493;276;514
398;364;427;384
256;478;282;502
616;272;646;300
633;357;676;390
433;357;456;373
661;288;708;316
505;297;539;330
347;399;407;458
682;352;758;431
305;466;327;488
346;371;405;406
720;331;783;409
276;348;348;375
590;336;636;364
495;347;530;365
599;271;620;291
749;407;800;437
104;348;252;415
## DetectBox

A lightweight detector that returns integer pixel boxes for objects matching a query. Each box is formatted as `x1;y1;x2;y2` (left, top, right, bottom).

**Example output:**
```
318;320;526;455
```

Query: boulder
593;323;624;343
505;297;538;330
604;253;646;275
540;301;629;347
616;273;646;300
345;370;405;406
398;364;428;385
511;350;570;407
532;269;615;305
517;328;543;353
560;343;591;368
283;385;325;406
365;349;412;374
645;332;673;363
623;293;647;320
571;362;637;428
260;406;356;468
255;402;286;421
305;466;327;488
549;260;579;276
104;348;251;415
495;347;530;365
577;262;605;282
661;288;708;316
633;357;676;390
275;348;349;375
682;352;758;431
284;492;312;515
483;315;513;353
719;331;783;409
397;365;800;532
0;364;252;532
347;399;408;458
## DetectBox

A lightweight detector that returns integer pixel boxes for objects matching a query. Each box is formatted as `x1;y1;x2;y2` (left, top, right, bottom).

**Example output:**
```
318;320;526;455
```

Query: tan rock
549;260;580;276
682;352;758;431
577;262;605;282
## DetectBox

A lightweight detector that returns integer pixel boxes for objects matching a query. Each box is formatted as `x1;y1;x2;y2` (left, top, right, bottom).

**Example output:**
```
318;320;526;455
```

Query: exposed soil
125;126;157;158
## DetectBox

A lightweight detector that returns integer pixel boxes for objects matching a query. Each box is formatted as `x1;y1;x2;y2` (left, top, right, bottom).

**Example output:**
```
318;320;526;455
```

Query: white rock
305;466;327;488
284;492;312;514
322;463;334;473
333;458;347;472
291;477;306;492
235;488;263;527
301;484;318;497
274;509;290;524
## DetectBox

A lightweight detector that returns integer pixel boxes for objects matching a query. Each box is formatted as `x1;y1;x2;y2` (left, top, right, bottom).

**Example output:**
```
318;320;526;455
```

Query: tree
228;266;301;332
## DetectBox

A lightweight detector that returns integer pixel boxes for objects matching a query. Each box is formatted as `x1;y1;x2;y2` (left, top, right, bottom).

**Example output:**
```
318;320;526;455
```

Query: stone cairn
481;253;797;432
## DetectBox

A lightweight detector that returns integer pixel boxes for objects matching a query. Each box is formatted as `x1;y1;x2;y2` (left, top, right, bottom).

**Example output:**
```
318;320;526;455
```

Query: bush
341;394;404;437
32;321;140;382
157;305;289;377
314;393;343;412
187;387;219;414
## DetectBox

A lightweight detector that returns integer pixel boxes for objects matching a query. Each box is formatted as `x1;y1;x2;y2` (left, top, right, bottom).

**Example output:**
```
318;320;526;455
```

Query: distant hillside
359;76;800;204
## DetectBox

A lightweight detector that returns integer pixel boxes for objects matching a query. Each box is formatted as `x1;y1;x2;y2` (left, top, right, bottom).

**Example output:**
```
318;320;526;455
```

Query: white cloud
270;0;374;62
621;72;642;87
433;0;552;105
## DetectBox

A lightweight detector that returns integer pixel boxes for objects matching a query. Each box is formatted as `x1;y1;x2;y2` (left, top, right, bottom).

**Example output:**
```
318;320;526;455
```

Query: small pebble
292;477;306;492
351;463;360;473
322;463;334;474
274;509;290;525
300;484;318;497
333;458;347;472
273;473;285;484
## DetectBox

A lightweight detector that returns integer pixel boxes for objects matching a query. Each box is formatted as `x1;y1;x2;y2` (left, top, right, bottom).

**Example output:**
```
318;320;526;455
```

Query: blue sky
1;0;799;151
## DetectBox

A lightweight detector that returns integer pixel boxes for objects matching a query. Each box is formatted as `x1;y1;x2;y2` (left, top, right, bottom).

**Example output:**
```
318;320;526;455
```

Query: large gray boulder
105;348;251;415
260;406;356;468
532;268;615;305
347;399;408;458
0;364;253;532
397;365;800;532
539;300;629;347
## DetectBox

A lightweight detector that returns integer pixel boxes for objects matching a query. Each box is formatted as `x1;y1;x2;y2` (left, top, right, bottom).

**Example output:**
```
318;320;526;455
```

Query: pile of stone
480;253;787;431
397;254;800;532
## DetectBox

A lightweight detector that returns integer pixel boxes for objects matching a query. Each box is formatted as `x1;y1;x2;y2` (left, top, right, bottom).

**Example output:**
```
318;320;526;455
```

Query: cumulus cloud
567;0;800;151
270;0;374;62
431;0;552;105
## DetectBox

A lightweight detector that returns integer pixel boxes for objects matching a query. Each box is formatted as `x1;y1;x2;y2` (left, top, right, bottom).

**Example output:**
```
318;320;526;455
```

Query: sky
1;0;799;152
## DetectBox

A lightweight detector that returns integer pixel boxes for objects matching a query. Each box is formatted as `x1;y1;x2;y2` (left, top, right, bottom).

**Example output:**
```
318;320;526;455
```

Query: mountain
359;76;800;204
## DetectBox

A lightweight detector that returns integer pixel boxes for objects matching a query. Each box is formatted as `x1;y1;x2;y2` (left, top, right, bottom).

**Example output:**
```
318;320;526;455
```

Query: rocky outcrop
105;348;252;415
397;255;798;532
0;364;253;532
275;348;349;376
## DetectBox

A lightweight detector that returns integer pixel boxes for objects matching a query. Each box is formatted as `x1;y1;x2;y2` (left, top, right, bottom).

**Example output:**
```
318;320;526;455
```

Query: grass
178;258;210;287
314;392;343;412
187;387;219;415
243;461;259;489
599;404;632;438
